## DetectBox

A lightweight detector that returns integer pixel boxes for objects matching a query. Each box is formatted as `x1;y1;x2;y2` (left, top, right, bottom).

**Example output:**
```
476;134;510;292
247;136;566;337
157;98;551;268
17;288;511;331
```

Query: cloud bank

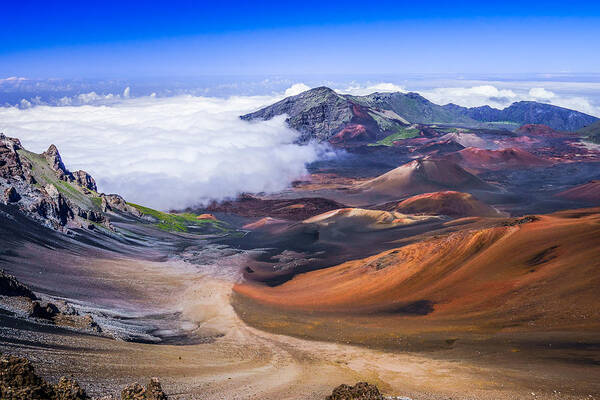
0;93;327;210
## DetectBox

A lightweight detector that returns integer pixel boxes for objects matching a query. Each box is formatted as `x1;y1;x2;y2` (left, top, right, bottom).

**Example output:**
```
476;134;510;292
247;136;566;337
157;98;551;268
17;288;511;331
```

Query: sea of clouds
0;91;330;210
1;79;598;210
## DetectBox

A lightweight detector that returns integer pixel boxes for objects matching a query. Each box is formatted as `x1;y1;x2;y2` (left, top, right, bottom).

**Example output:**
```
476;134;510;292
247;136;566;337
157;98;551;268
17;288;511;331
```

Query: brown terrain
383;191;505;217
353;159;495;203
441;147;553;173
556;180;600;203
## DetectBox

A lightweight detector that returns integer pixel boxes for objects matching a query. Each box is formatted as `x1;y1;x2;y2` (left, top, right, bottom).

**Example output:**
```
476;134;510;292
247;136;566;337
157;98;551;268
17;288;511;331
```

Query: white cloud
334;82;406;96
528;87;555;100
413;84;599;117
419;85;518;108
284;83;311;96
0;76;27;83
123;86;131;98
0;90;327;210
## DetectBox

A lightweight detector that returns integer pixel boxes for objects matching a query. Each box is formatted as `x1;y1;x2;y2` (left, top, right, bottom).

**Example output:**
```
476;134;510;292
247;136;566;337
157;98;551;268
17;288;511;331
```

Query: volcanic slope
556;181;600;204
234;208;600;334
441;147;552;173
353;159;495;202
388;191;505;217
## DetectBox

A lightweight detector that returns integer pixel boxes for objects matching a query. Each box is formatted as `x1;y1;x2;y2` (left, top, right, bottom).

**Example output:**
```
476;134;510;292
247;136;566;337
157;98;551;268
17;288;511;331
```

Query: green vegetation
369;127;420;146
577;120;600;143
91;196;103;209
127;202;227;233
16;149;98;210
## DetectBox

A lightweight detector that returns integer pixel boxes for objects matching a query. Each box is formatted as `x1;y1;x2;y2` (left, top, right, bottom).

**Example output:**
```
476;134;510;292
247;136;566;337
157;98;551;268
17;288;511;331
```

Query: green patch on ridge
16;149;98;210
369;127;420;146
127;203;227;233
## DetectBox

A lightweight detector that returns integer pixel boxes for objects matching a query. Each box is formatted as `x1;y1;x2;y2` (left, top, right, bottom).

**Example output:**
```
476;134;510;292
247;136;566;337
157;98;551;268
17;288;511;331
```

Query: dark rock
72;170;97;192
100;194;142;216
121;378;167;400
0;134;27;180
0;354;56;399
0;354;90;399
77;208;104;223
504;215;540;226
326;382;384;400
4;186;21;203
146;378;168;400
121;382;146;400
202;194;345;221
29;301;60;320
54;376;89;400
43;144;70;181
0;270;36;299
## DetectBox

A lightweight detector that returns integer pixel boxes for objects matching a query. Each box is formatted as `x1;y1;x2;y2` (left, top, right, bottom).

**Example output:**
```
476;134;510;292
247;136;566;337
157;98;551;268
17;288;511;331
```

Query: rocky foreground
0;353;168;400
1;351;392;400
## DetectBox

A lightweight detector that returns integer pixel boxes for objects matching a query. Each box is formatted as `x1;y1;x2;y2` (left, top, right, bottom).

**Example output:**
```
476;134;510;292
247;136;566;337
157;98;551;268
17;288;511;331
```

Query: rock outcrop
0;133;109;231
0;354;89;399
100;193;142;216
0;270;36;299
120;378;167;400
0;353;168;400
325;382;384;400
0;270;101;334
72;170;97;192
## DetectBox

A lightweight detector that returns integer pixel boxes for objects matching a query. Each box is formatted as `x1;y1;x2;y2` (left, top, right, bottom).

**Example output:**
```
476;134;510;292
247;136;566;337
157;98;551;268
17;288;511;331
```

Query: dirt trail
1;254;597;399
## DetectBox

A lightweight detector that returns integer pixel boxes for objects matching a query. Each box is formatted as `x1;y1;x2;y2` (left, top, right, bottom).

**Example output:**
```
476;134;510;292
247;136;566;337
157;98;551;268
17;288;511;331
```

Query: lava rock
72;170;97;192
0;270;36;299
3;186;21;203
121;378;167;400
325;382;384;400
0;354;90;400
54;376;89;400
29;301;60;320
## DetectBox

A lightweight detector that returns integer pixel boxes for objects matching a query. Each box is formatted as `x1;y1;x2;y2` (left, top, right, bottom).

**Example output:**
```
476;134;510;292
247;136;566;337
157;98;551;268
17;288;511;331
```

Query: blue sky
2;1;600;78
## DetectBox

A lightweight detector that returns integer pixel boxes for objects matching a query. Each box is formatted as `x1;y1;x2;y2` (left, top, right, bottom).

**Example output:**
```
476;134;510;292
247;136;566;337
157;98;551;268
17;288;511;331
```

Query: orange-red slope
234;208;600;331
556;181;600;204
442;147;552;173
392;191;505;217
355;159;493;201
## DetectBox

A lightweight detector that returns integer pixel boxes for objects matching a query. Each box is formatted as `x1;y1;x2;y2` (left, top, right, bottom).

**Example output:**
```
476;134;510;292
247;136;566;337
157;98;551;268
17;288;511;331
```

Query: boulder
121;378;167;400
54;376;89;400
0;354;57;399
3;186;21;203
100;194;142;217
325;382;384;400
29;301;60;320
0;354;89;399
0;270;36;299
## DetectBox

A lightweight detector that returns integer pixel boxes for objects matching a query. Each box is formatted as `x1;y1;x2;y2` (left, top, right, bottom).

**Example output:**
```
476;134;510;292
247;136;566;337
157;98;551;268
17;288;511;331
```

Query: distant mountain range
241;87;598;143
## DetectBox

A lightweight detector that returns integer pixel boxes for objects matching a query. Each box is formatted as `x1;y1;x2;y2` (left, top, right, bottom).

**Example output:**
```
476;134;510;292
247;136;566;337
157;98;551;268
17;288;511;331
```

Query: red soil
442;147;552;173
392;191;505;217
202;195;346;221
356;159;493;200
330;124;369;144
234;208;600;332
556;181;600;203
515;124;563;137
